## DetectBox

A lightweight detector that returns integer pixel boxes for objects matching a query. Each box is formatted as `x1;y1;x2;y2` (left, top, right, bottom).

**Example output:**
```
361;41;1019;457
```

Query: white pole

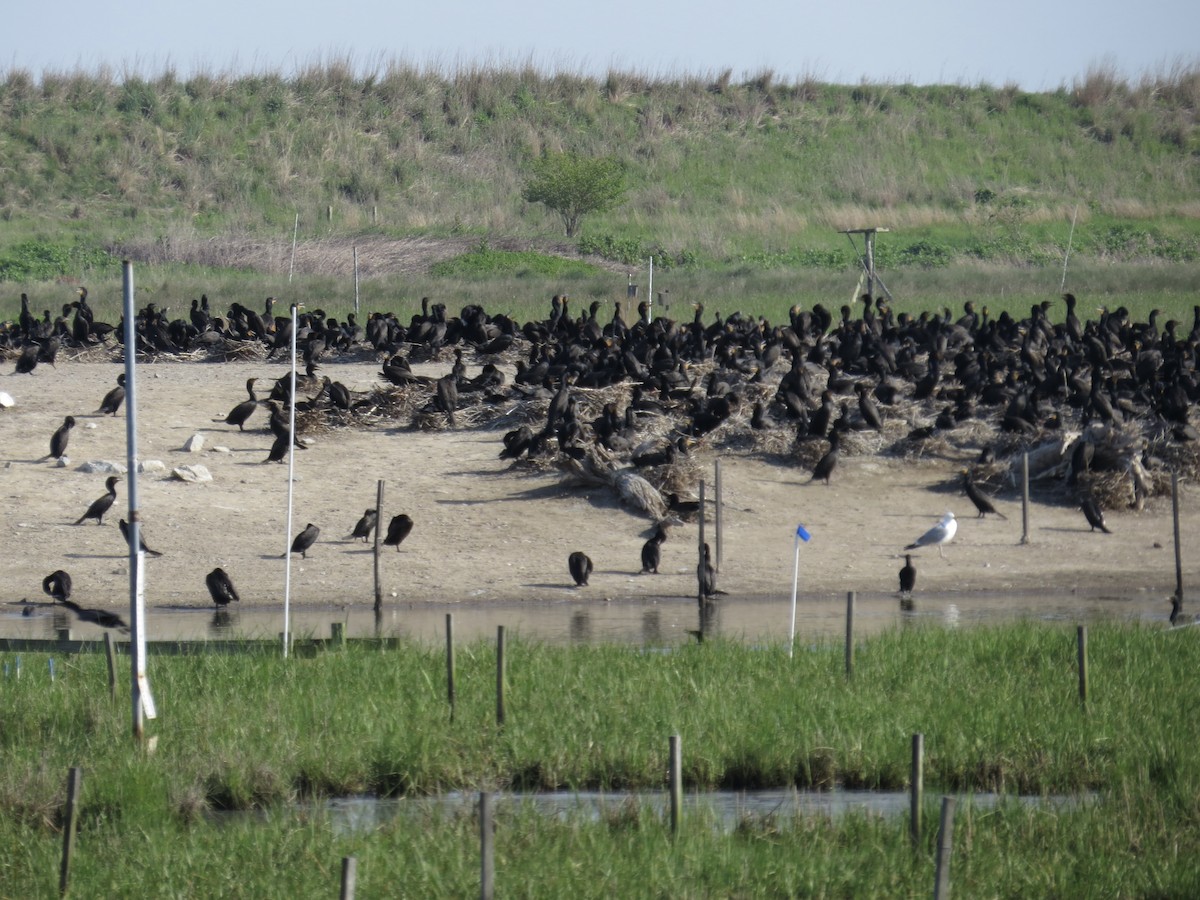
122;262;155;736
282;303;299;658
353;245;360;317
788;524;812;659
647;256;654;320
1060;204;1080;292
288;213;300;283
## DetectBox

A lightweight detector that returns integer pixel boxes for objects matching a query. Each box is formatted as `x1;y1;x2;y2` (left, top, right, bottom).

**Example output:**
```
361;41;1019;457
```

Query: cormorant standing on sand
75;476;119;525
15;344;38;374
119;519;163;556
46;416;75;460
42;570;72;603
963;473;1007;519
205;568;240;607
97;374;126;416
1080;496;1112;533
350;509;377;542
640;526;667;574
383;514;414;550
568;551;593;587
809;430;840;485
290;523;320;558
224;378;260;430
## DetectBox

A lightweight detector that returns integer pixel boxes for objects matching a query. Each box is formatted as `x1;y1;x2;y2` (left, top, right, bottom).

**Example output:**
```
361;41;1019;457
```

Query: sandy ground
1;357;1195;622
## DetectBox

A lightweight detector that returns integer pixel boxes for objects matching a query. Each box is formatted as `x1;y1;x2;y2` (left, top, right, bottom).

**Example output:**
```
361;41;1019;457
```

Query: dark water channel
1;586;1176;646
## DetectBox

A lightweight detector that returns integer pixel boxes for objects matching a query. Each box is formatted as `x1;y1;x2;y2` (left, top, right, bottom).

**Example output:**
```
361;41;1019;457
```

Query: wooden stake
339;857;357;900
480;792;494;900
59;767;82;895
373;480;385;612
933;796;957;900
1173;472;1183;602
1020;452;1030;545
1077;625;1089;709
669;734;682;835
697;480;706;606
104;632;116;700
844;591;855;678
446;613;456;722
910;734;924;847
496;626;506;727
714;460;723;572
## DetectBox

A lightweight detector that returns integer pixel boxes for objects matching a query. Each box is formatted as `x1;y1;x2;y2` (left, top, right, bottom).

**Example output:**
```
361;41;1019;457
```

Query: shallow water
216;788;1093;835
1;586;1174;646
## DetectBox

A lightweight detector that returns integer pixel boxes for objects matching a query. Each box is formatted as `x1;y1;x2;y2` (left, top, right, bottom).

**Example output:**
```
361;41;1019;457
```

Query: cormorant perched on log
46;416;75;460
42;570;72;603
205;568;240;608
963;473;1007;519
640;526;667;574
59;599;128;632
350;509;377;543
568;551;593;587
224;378;260;430
289;523;320;558
1079;495;1111;533
97;374;126;415
75;476;118;525
898;555;916;595
120;519;163;556
383;514;413;550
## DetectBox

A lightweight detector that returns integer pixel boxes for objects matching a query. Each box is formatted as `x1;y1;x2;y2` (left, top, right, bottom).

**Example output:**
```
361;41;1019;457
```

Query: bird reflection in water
209;609;237;636
569;610;593;644
641;609;663;645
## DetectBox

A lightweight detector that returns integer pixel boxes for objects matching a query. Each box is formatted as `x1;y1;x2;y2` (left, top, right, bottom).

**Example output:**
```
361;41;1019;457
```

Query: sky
3;0;1197;90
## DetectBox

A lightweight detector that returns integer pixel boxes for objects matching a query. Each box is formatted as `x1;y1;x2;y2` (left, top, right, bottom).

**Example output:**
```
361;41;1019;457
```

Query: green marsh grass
2;623;1200;894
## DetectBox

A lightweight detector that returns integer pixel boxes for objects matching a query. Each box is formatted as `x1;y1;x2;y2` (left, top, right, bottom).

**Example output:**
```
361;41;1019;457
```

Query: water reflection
268;789;1093;836
1;588;1174;646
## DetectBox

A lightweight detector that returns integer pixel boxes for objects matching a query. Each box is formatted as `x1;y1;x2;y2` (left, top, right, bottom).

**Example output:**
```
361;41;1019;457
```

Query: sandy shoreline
1;359;1194;618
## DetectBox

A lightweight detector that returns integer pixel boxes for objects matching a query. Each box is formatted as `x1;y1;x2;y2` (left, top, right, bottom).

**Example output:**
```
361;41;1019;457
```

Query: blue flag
795;524;811;542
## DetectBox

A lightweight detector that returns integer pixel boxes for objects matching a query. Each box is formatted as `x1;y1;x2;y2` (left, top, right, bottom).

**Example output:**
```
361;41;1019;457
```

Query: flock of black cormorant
7;286;1199;625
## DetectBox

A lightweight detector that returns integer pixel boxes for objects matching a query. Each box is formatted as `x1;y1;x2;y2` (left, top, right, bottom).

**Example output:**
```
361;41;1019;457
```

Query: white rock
137;460;167;474
78;460;128;474
55;456;70;467
212;446;231;454
172;464;213;484
182;433;205;453
0;391;13;408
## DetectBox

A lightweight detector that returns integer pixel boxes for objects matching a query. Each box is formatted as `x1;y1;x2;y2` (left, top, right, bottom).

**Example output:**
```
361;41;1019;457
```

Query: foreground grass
2;623;1198;895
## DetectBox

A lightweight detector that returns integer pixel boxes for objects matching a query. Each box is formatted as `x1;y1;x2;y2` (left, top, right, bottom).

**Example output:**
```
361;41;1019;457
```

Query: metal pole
647;256;654;320
373;480;384;611
122;261;146;741
1173;472;1183;602
669;734;682;835
353;245;360;317
714;460;723;572
865;231;875;298
282;303;299;659
1021;452;1030;545
288;213;299;283
1060;205;1080;292
697;480;706;606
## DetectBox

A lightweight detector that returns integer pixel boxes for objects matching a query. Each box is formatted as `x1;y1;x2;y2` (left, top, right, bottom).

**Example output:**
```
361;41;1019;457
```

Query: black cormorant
59;599;128;632
97;374;126;415
963;474;1006;519
1080;496;1111;533
290;523;320;558
383;514;413;550
119;518;163;556
75;476;119;525
809;430;840;485
568;551;593;586
350;509;377;542
224;378;260;430
42;570;72;603
640;526;667;574
47;415;75;460
899;555;916;594
205;568;240;607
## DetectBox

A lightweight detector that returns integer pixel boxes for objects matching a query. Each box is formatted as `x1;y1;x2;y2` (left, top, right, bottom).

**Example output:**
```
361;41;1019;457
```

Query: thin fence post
373;480;385;612
331;622;345;646
59;767;82;896
1173;472;1183;602
480;792;494;900
446;613;456;722
1077;625;1088;709
697;480;706;606
104;632;116;700
844;591;855;678
669;734;682;836
340;857;357;900
714;460;723;572
910;734;924;847
1020;452;1030;545
496;626;506;727
933;796;957;900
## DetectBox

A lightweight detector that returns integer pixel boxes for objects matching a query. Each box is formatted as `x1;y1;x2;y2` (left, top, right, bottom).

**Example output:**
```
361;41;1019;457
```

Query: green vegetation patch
0;240;115;282
429;243;602;278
